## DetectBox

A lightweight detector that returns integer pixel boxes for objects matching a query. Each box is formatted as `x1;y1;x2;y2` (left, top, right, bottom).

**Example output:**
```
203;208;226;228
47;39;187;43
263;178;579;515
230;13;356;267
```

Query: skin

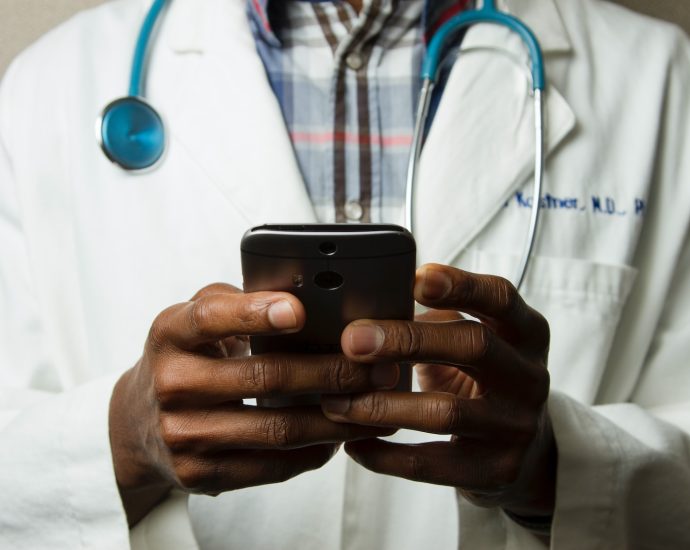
110;265;555;532
109;284;398;526
324;265;556;519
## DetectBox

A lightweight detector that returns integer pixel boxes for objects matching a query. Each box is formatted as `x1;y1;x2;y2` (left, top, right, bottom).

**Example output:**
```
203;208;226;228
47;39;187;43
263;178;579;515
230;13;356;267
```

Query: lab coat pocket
469;251;638;404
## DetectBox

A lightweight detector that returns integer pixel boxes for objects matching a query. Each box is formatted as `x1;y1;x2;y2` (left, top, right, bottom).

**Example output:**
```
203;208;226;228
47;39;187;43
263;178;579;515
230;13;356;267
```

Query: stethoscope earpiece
98;96;165;171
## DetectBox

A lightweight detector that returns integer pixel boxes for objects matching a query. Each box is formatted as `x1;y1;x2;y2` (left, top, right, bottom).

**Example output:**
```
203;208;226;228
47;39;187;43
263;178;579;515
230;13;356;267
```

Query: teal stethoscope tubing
405;0;546;290
129;0;168;97
97;0;168;171
99;0;545;289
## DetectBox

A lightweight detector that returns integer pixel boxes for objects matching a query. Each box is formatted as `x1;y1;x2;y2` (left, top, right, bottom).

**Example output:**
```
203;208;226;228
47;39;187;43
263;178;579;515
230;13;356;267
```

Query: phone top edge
241;223;416;259
241;248;416;261
245;223;412;235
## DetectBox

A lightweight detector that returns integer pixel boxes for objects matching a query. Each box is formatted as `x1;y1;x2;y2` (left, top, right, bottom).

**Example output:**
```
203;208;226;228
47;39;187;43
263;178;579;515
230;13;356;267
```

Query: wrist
118;482;173;528
109;368;174;526
505;408;558;518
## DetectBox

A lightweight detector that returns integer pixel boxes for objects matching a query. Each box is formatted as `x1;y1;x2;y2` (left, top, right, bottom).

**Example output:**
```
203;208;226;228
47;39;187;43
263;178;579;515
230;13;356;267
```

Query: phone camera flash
292;274;304;287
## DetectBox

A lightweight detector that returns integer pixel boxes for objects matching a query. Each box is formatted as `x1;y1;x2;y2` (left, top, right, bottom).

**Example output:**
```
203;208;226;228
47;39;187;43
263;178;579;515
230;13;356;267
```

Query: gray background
0;0;689;77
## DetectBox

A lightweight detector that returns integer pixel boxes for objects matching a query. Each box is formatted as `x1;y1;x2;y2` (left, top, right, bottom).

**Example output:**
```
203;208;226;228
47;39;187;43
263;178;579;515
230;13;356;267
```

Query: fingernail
322;395;351;416
421;268;452;301
267;300;297;329
370;364;398;389
349;325;385;356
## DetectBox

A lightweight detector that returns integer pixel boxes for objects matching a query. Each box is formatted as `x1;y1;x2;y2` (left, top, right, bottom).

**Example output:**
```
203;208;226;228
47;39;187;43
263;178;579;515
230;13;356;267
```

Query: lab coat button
345;52;364;71
345;200;364;221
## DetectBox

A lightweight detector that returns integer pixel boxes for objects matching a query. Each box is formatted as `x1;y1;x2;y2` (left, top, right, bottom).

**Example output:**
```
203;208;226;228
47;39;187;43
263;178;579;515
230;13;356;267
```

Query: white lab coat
1;0;689;548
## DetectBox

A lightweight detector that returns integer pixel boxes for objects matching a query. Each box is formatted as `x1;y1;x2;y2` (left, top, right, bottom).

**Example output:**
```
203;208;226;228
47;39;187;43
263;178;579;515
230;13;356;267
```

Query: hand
321;264;556;519
109;284;397;526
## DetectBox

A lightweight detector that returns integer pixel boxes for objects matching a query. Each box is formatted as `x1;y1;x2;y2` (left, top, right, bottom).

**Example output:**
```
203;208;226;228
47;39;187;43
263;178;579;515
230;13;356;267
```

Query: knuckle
521;363;550;405
265;412;302;449
408;453;428;480
362;393;389;425
192;283;239;301
494;452;523;489
148;325;167;354
153;363;187;410
394;322;421;358
189;298;216;338
159;414;188;451
257;359;289;396
466;322;491;362
148;307;176;352
239;358;290;397
238;359;263;393
154;367;185;409
432;398;461;433
491;276;520;315
449;272;475;305
174;456;208;492
329;357;360;392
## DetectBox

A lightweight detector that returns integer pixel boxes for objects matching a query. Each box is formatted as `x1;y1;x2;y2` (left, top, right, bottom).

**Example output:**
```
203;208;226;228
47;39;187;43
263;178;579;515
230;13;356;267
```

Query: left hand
321;264;556;518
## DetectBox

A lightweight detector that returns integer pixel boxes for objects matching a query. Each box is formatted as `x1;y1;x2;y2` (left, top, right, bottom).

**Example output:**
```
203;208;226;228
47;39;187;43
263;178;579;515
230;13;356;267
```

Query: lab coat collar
504;0;572;54
152;0;317;226
163;0;572;55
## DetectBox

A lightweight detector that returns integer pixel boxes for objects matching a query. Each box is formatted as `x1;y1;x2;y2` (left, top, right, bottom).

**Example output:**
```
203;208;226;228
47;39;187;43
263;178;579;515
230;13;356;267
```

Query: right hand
109;283;398;526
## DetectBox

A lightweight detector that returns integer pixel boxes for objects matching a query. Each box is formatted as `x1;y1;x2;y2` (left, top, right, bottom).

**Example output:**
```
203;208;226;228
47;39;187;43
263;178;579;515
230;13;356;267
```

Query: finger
160;405;394;453
321;391;506;437
341;319;541;387
155;355;399;408
173;443;338;494
415;309;462;323
189;285;246;357
218;335;250;359
150;291;306;351
344;439;513;491
190;282;243;301
415;264;549;348
415;363;479;397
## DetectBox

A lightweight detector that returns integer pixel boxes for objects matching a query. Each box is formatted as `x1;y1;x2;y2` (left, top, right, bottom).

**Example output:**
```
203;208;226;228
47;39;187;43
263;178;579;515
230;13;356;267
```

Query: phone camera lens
314;271;344;290
319;241;337;256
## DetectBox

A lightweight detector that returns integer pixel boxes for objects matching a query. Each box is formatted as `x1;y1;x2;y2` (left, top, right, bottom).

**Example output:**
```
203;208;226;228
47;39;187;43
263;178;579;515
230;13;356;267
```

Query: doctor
1;0;690;549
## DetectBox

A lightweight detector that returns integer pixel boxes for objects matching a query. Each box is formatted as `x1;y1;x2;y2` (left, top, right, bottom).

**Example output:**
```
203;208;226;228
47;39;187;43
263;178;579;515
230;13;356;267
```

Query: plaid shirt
247;0;471;223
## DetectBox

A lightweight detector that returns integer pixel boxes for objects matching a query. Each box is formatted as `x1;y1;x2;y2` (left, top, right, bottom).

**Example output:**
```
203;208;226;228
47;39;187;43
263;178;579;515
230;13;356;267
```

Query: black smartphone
241;224;416;407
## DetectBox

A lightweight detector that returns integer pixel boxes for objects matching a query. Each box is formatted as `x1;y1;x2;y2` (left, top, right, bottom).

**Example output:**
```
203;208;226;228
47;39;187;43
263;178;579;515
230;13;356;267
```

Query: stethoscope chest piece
98;96;165;171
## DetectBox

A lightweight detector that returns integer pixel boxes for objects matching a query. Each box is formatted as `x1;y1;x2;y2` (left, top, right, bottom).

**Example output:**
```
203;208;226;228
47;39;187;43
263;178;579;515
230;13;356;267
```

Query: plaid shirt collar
248;0;472;47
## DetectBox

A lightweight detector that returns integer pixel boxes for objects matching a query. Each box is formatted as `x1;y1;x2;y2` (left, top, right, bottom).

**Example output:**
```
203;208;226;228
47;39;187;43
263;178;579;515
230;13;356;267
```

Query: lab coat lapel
415;2;576;266
153;0;316;225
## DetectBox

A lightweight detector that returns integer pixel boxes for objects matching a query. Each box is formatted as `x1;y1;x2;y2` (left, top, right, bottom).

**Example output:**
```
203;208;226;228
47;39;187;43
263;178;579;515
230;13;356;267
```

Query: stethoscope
97;0;167;171
98;0;546;290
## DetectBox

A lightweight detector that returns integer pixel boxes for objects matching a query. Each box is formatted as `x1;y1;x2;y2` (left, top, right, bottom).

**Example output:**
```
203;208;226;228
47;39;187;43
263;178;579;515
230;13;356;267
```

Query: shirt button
345;200;364;221
345;51;364;71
